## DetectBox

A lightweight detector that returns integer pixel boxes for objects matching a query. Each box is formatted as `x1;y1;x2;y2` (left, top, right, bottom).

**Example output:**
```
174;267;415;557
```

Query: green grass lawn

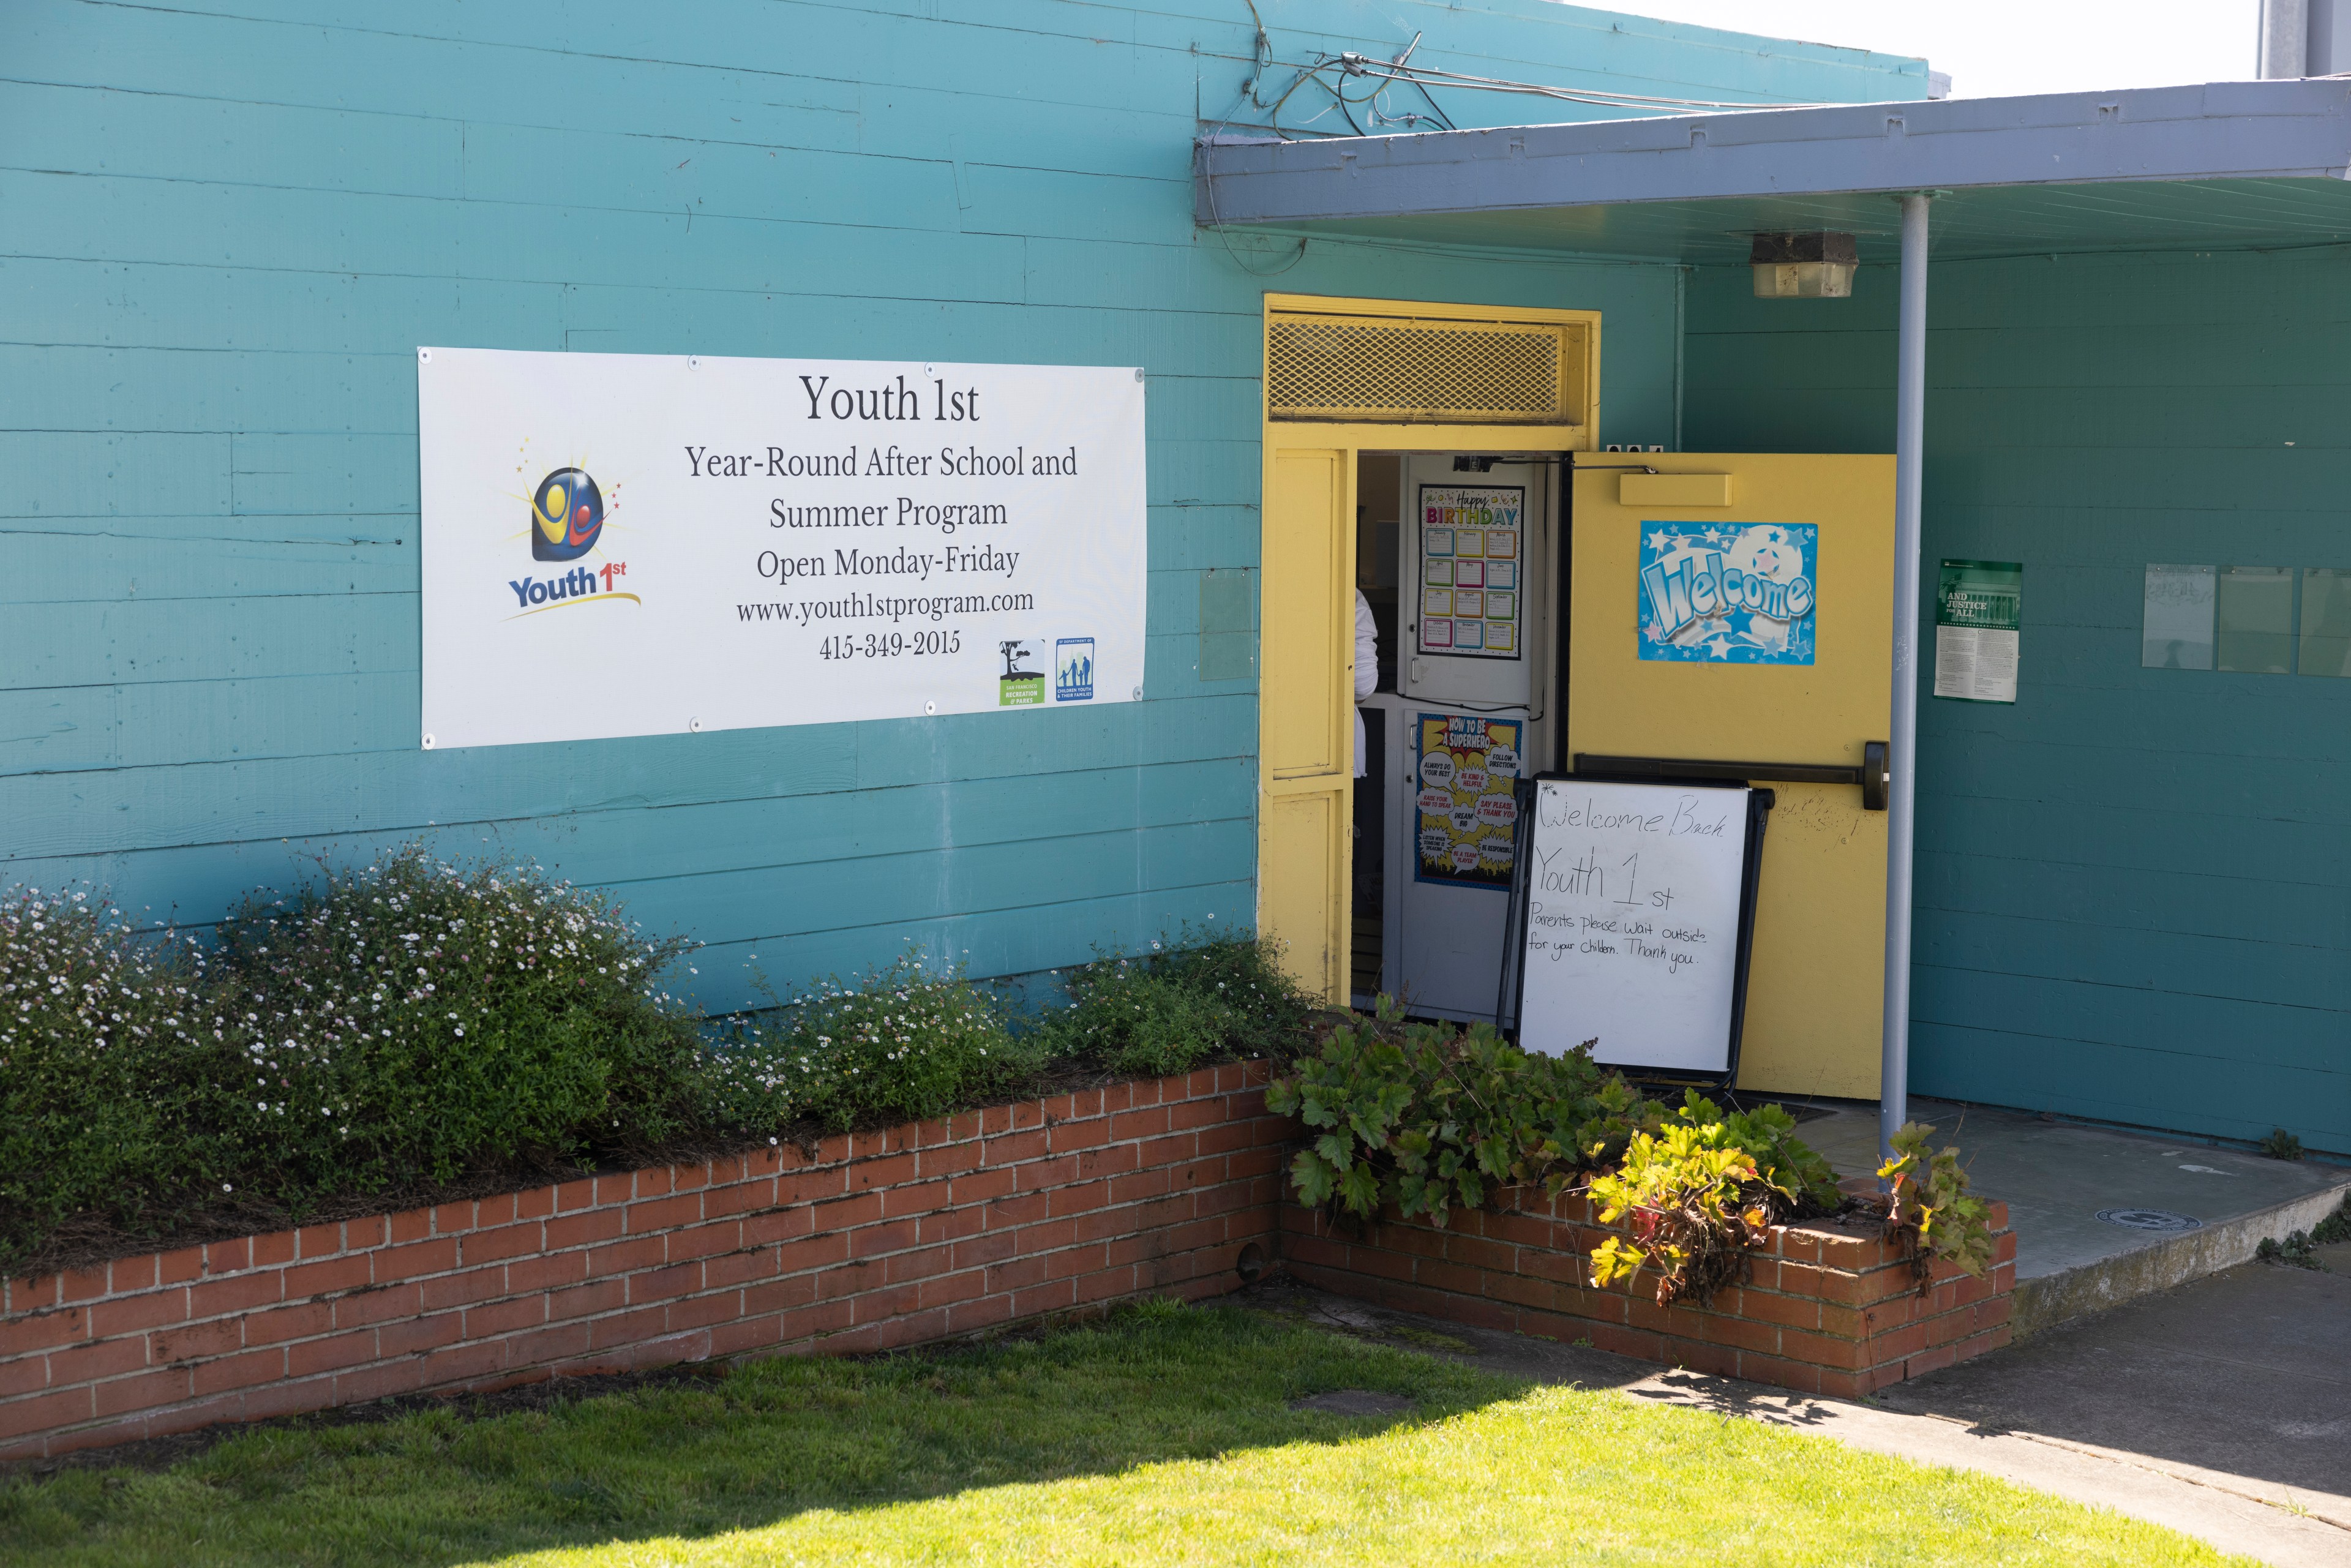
0;1297;2244;1567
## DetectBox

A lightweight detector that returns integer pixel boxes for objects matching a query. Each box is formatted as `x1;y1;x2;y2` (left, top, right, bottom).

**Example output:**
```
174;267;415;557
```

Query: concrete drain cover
1289;1390;1417;1416
2095;1207;2203;1232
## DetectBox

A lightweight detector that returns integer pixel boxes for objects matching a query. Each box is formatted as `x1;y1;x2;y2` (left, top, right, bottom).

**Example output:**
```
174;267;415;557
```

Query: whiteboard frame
1501;773;1774;1088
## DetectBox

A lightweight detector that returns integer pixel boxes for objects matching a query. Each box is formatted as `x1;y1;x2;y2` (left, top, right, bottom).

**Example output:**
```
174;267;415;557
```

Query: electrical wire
1374;56;1829;114
1248;42;1827;143
1205;11;1823;261
1196;1;1312;274
1237;0;1273;107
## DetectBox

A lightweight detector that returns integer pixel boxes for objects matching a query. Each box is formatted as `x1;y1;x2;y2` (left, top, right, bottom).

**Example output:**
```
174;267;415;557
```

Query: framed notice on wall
416;348;1147;750
1933;559;2022;703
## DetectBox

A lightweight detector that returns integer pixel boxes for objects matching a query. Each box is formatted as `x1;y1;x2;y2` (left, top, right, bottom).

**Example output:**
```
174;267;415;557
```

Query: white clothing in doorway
1354;589;1378;778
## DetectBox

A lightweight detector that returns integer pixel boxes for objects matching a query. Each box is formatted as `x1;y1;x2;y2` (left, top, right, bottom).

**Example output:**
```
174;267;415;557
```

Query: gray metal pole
1881;192;1929;1169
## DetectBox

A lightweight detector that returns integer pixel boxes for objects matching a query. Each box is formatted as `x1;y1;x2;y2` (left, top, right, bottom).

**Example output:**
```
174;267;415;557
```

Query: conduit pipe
1881;193;1930;1168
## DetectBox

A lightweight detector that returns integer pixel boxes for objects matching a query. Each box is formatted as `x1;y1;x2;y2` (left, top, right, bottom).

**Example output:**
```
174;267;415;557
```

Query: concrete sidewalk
1789;1096;2351;1335
1242;1270;2351;1566
1877;1259;2351;1539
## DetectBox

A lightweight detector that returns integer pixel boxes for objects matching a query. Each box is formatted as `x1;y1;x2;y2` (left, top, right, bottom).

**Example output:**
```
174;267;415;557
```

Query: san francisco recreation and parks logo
999;639;1044;706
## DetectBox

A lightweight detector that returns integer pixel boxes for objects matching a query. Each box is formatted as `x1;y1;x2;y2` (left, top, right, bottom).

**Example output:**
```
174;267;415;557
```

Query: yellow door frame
1256;293;1600;1002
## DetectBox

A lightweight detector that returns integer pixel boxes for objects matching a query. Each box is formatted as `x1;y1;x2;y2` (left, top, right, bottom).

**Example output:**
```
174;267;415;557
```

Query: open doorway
1254;295;1597;1007
1351;451;1559;1020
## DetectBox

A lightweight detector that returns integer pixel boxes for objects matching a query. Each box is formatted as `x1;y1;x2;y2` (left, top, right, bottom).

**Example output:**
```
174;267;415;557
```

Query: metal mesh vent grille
1267;312;1580;424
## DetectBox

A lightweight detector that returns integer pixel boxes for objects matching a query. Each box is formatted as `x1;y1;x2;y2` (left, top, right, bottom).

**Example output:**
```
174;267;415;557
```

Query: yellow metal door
1568;455;1894;1098
1258;446;1355;1001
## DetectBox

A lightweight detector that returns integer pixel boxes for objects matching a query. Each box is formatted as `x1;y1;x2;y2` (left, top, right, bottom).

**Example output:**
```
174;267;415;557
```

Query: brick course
1;1063;2020;1458
0;1063;1286;1460
1279;1185;2017;1399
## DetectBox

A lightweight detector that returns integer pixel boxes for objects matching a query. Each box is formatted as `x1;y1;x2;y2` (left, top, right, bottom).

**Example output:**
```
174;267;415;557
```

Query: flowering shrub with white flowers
212;845;707;1200
0;847;708;1268
0;851;1318;1272
0;888;239;1258
707;953;1043;1135
1037;929;1317;1079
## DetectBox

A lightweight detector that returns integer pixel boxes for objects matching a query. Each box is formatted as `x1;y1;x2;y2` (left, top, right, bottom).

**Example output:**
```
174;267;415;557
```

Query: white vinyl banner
416;347;1147;749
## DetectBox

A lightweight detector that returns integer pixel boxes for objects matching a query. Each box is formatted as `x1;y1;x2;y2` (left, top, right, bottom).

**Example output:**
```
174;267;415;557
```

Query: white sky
1607;1;2265;99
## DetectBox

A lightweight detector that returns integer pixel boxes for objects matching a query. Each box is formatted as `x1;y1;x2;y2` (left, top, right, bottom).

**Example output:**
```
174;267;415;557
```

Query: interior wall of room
1682;247;2351;1153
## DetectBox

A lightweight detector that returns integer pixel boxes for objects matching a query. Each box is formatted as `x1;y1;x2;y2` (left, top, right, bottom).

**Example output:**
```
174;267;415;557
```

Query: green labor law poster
1933;559;2022;703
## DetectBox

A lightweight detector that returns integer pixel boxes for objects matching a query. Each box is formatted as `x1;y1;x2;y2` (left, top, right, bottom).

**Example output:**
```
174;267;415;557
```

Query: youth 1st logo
508;467;636;615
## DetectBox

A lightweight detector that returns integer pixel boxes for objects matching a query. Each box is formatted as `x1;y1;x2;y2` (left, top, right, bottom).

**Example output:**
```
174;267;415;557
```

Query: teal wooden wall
0;0;1919;1010
1685;250;2351;1154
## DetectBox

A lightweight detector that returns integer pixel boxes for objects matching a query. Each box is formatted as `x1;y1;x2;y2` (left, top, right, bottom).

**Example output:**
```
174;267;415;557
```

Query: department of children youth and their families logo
1637;520;1818;666
531;467;604;561
1054;637;1095;702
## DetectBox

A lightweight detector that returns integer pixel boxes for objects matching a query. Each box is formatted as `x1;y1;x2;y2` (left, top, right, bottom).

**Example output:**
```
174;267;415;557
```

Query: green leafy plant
1266;1011;1850;1306
1581;1094;1843;1307
1035;929;1317;1080
1264;1000;1633;1227
1673;1092;1844;1219
2311;1192;2350;1247
1269;1011;1852;1307
2260;1128;2305;1161
1588;1122;1772;1307
2256;1230;2321;1269
1877;1121;1995;1285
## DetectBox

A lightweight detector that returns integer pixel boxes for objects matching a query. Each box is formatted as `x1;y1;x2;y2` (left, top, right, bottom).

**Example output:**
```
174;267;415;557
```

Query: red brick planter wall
2;1062;2024;1460
0;1063;1287;1461
1280;1187;2017;1398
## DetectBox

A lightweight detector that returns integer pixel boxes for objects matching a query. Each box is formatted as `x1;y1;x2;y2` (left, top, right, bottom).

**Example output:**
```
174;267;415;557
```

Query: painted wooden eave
1194;79;2351;259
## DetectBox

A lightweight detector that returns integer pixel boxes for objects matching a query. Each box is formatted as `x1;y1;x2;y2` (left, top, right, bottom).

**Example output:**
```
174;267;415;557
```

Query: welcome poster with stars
1635;520;1818;666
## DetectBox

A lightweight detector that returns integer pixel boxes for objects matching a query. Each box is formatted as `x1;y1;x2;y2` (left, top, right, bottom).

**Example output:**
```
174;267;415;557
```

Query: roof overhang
1195;80;2351;262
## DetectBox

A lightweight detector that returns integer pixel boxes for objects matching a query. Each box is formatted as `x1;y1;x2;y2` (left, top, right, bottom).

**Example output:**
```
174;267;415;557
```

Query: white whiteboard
1515;779;1760;1075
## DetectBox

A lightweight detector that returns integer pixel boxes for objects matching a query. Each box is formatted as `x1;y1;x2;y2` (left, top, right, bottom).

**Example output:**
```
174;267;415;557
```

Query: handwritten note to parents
1517;778;1755;1074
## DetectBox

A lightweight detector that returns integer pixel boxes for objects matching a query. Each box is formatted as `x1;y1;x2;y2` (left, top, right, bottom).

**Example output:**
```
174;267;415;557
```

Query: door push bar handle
1572;741;1891;811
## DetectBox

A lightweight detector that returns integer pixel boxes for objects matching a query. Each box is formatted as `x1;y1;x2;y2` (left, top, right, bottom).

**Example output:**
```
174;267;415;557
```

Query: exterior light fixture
1750;231;1858;298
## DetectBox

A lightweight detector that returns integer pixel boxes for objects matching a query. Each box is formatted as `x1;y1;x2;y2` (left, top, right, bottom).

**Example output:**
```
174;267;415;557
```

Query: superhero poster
1412;714;1523;891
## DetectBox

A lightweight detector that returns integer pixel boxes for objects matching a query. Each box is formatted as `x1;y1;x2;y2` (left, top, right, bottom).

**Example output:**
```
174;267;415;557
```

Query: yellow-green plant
1266;1013;1846;1291
1676;1092;1843;1217
1877;1121;1994;1284
1586;1122;1773;1307
1580;1093;1850;1307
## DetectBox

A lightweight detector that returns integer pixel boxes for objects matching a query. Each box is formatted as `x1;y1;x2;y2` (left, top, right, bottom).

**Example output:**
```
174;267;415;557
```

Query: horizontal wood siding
1684;249;2351;1153
1;0;1915;1002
